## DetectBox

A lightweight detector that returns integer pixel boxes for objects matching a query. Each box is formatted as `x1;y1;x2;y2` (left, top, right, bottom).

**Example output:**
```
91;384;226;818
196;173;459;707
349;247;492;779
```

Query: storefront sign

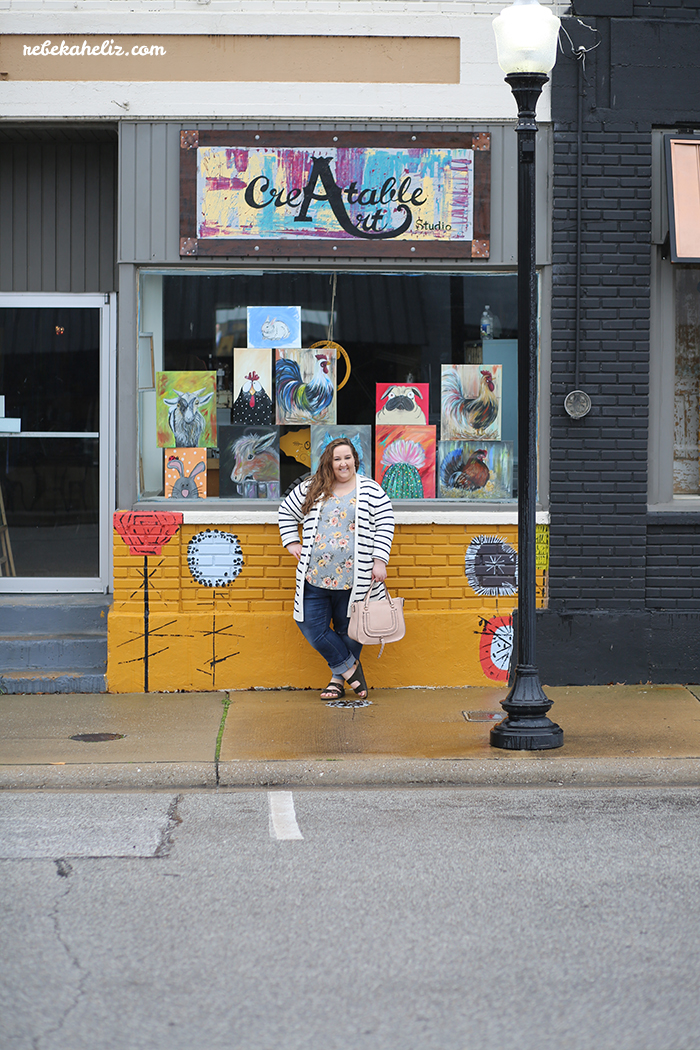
180;131;490;259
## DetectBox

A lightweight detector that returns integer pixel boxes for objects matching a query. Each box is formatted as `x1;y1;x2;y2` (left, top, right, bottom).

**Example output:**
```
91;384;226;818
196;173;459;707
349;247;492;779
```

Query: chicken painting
441;447;490;492
232;370;274;425
441;364;502;440
275;349;336;425
438;440;514;500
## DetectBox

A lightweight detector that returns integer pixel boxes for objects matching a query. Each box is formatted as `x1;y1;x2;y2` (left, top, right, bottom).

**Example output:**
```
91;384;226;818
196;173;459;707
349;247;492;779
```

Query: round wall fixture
564;390;592;419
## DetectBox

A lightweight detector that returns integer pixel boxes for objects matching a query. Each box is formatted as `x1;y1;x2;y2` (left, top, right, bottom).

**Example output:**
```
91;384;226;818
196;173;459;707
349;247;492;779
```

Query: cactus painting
375;425;436;499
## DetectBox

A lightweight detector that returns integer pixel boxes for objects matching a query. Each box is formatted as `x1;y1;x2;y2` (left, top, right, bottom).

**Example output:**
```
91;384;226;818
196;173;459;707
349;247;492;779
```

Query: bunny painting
247;306;301;350
164;450;207;499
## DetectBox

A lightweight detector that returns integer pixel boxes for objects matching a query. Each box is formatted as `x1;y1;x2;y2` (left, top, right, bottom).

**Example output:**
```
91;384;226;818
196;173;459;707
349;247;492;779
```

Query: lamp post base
490;664;564;750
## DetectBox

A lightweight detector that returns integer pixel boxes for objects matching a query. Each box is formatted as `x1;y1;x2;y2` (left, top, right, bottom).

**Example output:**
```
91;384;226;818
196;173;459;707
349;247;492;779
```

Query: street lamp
490;0;563;750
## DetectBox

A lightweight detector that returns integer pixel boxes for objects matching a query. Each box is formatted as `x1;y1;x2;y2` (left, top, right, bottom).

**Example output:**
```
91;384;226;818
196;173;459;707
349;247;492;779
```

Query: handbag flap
360;599;402;639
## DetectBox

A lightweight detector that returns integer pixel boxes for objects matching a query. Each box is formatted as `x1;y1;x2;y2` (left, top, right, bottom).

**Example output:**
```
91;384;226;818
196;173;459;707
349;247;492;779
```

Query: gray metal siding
0;138;117;293
118;121;552;268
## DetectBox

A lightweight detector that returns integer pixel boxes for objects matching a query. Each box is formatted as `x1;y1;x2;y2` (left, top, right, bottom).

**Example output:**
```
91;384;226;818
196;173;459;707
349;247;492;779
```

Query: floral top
305;492;357;589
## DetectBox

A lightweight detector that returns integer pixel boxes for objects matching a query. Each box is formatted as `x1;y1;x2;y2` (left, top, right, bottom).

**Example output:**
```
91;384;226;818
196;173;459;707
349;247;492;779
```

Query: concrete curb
1;756;699;790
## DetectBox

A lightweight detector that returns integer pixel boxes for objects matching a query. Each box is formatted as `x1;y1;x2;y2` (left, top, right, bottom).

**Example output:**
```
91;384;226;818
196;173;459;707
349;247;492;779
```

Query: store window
674;267;700;495
138;270;522;503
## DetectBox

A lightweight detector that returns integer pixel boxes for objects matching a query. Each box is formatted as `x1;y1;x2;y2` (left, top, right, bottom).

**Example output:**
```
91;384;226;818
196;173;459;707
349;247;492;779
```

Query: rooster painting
275;349;336;425
232;370;274;426
441;364;502;440
438;440;513;500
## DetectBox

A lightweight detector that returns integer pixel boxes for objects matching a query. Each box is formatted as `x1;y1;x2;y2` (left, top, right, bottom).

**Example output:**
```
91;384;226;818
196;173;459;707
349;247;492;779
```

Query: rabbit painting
247;306;301;349
165;451;207;499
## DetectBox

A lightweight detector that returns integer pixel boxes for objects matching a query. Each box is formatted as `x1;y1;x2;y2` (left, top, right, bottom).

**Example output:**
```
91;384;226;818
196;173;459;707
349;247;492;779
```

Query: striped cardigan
278;474;395;623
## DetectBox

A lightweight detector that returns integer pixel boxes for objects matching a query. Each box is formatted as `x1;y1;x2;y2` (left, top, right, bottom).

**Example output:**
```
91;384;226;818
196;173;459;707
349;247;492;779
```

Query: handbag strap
363;582;394;608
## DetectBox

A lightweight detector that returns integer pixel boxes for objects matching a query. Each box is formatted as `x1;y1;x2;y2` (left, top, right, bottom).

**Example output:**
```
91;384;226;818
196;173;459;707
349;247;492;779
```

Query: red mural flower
113;511;183;556
478;614;513;683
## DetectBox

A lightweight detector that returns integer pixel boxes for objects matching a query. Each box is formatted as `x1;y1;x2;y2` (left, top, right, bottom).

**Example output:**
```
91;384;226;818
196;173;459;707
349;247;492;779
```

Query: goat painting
218;425;280;499
156;371;217;448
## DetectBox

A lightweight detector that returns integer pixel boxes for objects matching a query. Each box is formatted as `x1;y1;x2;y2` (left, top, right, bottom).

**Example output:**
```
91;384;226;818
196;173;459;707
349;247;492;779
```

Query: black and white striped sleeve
278;484;306;548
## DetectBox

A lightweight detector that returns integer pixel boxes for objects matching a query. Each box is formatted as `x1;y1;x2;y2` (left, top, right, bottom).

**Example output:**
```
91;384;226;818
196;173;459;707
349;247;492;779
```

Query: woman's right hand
286;542;303;561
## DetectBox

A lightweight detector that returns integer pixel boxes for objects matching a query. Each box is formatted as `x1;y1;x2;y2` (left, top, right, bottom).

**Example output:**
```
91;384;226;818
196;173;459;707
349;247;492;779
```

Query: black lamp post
490;0;563;751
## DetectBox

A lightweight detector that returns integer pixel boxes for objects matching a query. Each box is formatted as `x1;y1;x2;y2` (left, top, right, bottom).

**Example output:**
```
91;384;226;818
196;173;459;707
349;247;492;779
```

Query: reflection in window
674;268;700;495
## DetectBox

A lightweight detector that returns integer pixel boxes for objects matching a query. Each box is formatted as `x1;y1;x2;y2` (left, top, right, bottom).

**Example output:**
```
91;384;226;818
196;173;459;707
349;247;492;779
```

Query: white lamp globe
493;0;561;75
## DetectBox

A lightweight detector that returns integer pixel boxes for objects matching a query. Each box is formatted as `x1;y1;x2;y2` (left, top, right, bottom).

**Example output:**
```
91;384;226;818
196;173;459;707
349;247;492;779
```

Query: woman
278;438;395;700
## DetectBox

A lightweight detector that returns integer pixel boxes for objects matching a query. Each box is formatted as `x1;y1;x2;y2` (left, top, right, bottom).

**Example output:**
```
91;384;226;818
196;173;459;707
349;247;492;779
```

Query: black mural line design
465;534;518;597
195;597;244;688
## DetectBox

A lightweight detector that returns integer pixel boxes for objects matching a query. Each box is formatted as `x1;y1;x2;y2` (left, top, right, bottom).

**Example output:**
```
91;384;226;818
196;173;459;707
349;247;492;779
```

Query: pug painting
376;383;429;425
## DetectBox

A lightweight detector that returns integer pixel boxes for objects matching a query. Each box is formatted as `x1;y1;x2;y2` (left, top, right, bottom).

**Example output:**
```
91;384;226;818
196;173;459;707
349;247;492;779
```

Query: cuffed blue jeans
297;581;363;676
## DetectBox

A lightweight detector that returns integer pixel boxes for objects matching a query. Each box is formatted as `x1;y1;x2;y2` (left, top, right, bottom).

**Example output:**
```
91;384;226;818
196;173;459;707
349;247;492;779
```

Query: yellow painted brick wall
108;520;548;692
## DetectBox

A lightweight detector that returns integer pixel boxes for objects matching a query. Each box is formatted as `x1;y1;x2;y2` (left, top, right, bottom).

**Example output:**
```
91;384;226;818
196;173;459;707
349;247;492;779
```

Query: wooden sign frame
180;130;490;260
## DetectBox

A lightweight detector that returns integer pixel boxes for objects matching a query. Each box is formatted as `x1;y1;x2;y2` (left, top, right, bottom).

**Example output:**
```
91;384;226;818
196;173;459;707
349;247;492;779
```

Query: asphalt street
1;786;699;1050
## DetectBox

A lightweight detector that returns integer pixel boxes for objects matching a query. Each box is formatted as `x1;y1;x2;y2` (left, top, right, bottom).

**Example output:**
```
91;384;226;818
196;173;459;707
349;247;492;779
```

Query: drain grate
70;733;125;743
462;711;503;723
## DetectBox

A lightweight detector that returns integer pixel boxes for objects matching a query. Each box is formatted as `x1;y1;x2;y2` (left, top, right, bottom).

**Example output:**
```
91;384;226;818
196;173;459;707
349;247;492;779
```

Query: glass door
0;294;114;592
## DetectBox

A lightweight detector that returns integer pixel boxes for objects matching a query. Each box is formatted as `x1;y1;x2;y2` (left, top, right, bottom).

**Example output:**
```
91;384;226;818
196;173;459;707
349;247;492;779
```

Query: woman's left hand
371;559;388;583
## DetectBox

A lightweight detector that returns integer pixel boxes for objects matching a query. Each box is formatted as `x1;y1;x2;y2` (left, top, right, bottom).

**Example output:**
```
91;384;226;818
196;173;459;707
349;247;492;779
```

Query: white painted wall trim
0;10;553;121
174;508;551;526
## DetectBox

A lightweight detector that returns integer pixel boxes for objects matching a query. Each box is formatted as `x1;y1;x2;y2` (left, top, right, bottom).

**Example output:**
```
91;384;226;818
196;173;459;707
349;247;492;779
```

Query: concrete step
0;595;111;634
0;633;107;671
0;670;107;694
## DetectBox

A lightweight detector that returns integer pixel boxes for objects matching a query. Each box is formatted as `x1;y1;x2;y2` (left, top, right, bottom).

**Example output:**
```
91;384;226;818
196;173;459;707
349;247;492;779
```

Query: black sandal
346;661;368;699
320;680;345;700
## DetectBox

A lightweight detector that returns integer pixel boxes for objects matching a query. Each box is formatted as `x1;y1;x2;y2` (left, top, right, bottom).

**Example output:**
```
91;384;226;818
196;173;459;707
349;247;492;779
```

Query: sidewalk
1;683;699;789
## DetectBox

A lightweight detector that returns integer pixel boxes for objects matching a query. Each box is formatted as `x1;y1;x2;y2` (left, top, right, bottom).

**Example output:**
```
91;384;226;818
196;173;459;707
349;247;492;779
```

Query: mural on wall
113;511;183;693
441;365;502;441
465;535;517;597
478;614;514;683
376;426;436;499
218;426;280;499
232;348;274;425
156;372;217;448
375;383;429;425
275;349;336;425
187;530;245;687
247;306;301;349
310;425;372;477
188;530;244;587
164;450;207;499
438;440;513;500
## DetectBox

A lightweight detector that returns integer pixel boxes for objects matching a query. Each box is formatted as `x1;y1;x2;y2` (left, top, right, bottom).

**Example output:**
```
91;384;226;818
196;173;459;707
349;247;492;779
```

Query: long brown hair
301;438;359;514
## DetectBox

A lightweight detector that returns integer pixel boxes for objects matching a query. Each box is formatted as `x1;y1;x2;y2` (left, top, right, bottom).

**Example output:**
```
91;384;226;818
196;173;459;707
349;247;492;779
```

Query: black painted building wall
538;0;700;683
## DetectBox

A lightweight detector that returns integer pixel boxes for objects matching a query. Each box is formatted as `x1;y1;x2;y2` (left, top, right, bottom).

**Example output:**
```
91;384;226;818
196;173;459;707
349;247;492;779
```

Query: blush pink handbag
348;586;405;658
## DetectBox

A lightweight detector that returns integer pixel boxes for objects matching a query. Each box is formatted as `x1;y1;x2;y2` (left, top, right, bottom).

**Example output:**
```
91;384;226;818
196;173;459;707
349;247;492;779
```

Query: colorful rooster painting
438;440;513;500
275;349;336;425
441;364;502;441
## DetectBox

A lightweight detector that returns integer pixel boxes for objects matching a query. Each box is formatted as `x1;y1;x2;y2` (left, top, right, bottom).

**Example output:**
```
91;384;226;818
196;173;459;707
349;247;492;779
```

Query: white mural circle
187;530;244;587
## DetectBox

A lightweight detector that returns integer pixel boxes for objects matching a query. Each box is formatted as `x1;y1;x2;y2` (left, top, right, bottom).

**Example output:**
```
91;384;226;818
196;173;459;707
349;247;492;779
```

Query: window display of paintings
247;306;301;350
437;440;513;500
310;425;372;476
232;348;274;425
375;383;429;425
440;364;502;441
275;348;337;425
164;449;207;499
156;372;217;448
375;425;436;499
218;426;280;499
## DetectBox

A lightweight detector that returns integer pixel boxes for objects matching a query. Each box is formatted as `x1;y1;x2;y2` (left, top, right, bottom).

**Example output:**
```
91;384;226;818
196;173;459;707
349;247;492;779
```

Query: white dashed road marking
268;791;304;840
